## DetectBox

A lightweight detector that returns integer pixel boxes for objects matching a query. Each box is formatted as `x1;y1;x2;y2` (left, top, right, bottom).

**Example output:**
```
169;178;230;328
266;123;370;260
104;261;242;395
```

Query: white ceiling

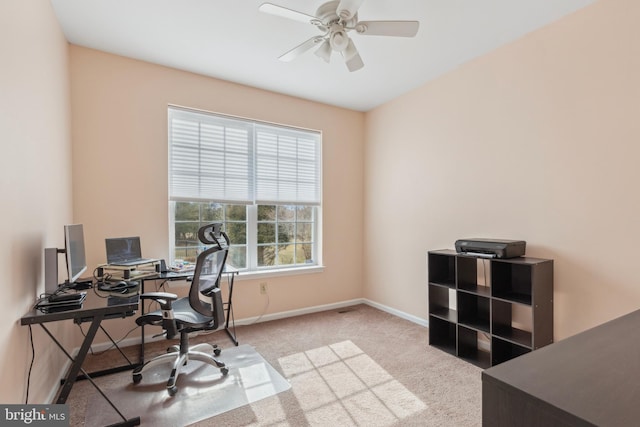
50;0;596;112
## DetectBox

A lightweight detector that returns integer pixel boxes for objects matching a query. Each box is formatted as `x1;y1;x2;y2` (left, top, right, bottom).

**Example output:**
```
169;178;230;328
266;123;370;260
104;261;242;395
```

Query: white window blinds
255;124;321;206
169;107;321;206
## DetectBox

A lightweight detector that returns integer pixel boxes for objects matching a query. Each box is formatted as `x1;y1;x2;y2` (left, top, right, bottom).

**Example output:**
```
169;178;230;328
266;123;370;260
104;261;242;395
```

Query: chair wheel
214;348;221;356
133;373;142;384
168;386;178;396
221;367;229;376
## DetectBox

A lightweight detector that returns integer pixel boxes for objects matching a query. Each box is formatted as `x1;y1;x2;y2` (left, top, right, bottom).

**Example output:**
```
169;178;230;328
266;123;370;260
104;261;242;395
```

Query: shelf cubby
457;292;490;333
492;258;537;305
491;336;531;366
456;255;492;296
429;284;456;323
491;299;532;348
458;325;491;369
428;251;457;288
429;316;457;356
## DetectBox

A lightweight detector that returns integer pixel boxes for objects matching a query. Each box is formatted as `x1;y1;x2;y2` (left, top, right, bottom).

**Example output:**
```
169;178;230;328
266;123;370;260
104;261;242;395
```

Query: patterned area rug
85;344;291;426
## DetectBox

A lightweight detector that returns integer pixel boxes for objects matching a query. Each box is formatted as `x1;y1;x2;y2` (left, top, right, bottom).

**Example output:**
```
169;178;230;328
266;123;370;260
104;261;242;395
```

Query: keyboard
107;295;139;306
163;271;193;279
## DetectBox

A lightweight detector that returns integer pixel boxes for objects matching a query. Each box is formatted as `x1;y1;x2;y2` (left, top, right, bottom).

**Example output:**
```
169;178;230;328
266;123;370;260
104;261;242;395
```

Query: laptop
105;236;155;266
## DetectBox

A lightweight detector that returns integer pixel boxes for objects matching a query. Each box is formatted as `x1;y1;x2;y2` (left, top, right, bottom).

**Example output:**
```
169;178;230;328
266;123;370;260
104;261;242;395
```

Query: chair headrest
198;223;223;245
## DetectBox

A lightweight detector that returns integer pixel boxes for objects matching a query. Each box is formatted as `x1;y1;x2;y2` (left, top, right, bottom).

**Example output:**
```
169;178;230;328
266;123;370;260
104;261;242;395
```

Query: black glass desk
21;295;141;427
139;265;239;363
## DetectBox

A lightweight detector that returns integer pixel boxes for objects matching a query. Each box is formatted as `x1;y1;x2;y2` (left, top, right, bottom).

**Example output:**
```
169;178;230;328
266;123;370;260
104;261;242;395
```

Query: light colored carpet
69;304;482;426
84;344;290;426
275;339;428;426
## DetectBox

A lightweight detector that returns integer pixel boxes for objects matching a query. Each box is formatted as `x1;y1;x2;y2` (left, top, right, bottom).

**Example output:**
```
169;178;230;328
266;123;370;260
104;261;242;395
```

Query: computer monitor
64;224;87;285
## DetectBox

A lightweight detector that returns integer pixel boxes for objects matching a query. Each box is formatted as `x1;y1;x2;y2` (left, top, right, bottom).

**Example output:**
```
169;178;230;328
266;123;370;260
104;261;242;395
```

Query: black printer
454;238;526;259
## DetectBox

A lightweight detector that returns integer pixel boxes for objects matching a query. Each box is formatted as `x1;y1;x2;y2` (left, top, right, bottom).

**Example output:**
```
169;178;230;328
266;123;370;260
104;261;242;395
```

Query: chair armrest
140;292;178;310
140;292;177;301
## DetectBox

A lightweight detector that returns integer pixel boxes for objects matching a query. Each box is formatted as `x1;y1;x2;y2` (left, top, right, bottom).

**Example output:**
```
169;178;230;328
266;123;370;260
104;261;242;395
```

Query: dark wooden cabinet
428;249;553;368
483;309;640;426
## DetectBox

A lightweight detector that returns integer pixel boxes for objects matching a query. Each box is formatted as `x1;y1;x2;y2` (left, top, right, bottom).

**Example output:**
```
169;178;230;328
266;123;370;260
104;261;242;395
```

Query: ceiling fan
258;0;419;72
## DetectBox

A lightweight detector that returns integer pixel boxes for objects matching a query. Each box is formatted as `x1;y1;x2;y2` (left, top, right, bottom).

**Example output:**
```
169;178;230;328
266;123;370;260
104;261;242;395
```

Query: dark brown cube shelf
427;250;553;367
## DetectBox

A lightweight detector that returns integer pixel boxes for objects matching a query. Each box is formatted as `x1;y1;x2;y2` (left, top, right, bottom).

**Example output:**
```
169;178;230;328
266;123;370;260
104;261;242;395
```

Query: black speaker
44;248;59;294
156;259;168;273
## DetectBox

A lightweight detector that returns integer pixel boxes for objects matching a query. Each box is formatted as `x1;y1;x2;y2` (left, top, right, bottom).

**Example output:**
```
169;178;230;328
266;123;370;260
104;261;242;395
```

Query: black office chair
132;223;230;396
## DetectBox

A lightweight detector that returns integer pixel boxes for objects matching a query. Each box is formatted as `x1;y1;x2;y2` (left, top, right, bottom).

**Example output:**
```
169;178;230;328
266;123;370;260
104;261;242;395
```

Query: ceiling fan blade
342;39;364;72
345;53;364;72
355;20;420;37
278;37;323;62
259;3;318;24
314;39;332;63
337;0;365;21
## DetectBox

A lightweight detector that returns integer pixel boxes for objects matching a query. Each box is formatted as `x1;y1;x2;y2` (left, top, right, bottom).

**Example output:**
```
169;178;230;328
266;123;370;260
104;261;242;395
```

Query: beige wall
69;46;365;336
1;0;73;404
364;0;640;340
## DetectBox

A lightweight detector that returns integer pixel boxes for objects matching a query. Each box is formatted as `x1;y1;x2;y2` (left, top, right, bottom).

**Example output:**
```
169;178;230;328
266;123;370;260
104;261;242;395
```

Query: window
171;202;248;268
256;205;316;267
168;106;321;273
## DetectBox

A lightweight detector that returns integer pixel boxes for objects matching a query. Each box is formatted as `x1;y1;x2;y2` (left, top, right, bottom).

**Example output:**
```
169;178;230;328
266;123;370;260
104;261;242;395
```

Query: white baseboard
234;298;366;327
85;298;429;352
361;299;429;328
234;298;429;329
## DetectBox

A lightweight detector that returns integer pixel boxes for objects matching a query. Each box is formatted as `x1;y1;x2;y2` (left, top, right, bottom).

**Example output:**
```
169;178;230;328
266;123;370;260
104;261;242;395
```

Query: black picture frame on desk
21;295;141;427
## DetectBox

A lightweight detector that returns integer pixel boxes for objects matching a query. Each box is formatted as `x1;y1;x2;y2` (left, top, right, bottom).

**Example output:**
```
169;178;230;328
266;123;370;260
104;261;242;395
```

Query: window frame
168;106;323;277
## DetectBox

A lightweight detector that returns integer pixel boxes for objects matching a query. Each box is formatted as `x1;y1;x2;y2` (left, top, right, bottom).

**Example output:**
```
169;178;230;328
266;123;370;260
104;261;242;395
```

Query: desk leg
224;272;238;346
74;324;140;381
45;314;103;403
40;318;141;426
140;279;146;364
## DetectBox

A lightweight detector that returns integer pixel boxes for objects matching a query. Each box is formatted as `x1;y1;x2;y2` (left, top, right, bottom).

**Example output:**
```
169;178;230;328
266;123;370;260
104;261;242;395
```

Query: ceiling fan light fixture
330;28;349;52
315;39;332;63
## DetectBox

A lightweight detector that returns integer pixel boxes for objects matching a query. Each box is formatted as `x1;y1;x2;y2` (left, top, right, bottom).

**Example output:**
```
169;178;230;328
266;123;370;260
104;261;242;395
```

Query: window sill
234;265;325;281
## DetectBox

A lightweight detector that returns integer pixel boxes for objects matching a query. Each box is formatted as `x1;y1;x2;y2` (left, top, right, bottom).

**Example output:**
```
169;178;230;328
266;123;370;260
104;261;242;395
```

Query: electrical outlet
260;282;268;294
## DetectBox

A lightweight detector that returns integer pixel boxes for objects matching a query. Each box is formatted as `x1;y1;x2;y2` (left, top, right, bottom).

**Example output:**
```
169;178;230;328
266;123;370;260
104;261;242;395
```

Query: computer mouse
115;281;131;293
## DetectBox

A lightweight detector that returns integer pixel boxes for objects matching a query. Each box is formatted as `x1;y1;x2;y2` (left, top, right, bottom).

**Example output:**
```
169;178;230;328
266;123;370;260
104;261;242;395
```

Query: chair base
133;341;228;396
